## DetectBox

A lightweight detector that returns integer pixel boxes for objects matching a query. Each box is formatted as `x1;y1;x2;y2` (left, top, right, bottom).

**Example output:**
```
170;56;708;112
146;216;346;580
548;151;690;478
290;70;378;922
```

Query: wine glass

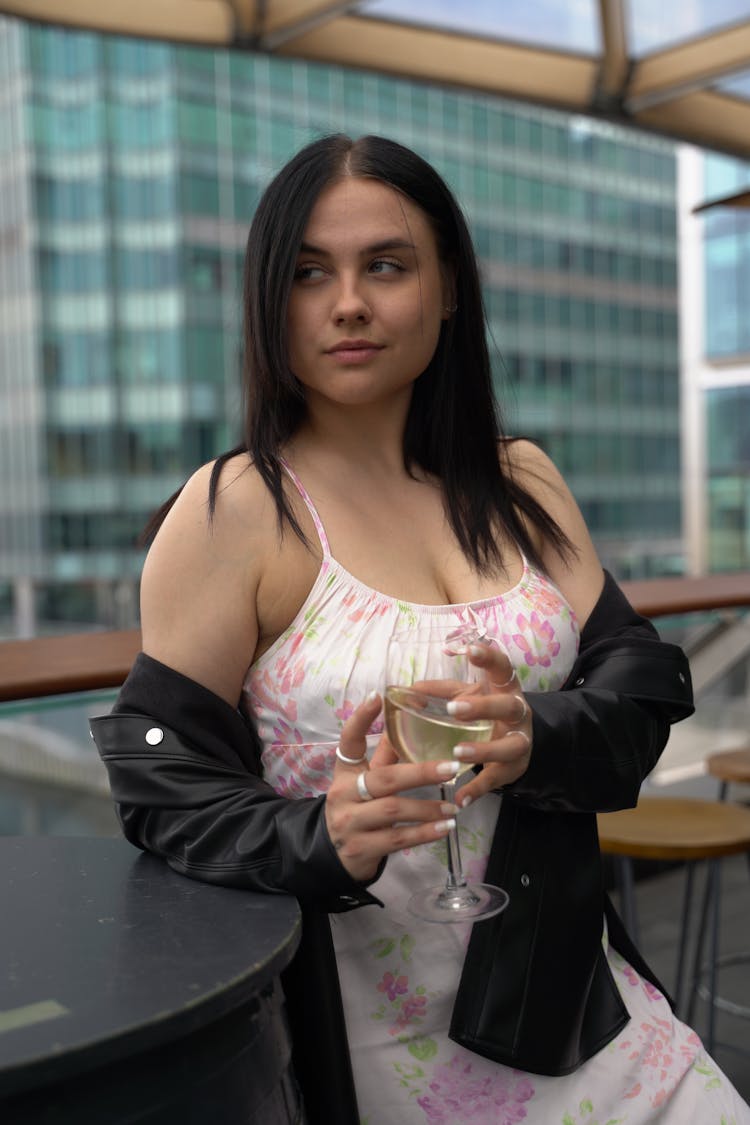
384;626;510;923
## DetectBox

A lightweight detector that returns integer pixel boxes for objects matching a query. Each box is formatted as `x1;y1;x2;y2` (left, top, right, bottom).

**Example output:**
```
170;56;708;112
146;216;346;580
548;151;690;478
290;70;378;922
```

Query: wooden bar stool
707;746;750;801
597;796;750;1054
687;748;750;1029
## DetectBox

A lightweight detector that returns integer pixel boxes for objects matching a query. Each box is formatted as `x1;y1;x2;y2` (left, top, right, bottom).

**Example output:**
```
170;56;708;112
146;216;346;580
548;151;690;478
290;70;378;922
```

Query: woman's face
286;175;451;412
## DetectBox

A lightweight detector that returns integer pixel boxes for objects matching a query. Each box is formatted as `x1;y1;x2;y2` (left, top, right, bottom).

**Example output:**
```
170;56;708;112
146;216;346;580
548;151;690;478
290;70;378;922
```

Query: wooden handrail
0;573;749;704
621;570;750;619
0;629;141;704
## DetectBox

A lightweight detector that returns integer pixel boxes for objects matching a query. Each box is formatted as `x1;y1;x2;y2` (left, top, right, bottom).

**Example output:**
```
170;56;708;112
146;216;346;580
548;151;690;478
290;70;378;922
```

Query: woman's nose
331;278;372;324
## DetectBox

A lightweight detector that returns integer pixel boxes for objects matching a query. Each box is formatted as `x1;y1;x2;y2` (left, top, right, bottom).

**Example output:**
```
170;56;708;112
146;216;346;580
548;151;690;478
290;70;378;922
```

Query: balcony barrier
0;573;749;705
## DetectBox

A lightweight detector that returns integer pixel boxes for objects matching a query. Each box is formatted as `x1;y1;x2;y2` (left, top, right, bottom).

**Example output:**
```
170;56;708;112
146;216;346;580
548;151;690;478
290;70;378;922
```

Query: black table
0;837;303;1124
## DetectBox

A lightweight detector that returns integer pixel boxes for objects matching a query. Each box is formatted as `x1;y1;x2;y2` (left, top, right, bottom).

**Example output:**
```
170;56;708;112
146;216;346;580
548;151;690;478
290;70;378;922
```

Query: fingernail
453;744;472;759
460;794;473;809
512;695;527;721
440;802;459;815
469;644;486;658
366;690;380;704
434;818;456;833
436;760;461;777
446;700;471;717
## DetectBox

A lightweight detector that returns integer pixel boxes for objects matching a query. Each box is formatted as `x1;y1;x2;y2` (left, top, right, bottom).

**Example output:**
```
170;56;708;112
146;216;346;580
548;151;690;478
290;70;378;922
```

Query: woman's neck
289;396;412;477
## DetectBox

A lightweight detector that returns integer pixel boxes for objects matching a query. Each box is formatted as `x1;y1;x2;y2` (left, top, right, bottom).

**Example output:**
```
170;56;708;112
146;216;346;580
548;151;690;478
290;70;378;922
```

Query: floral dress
242;462;749;1125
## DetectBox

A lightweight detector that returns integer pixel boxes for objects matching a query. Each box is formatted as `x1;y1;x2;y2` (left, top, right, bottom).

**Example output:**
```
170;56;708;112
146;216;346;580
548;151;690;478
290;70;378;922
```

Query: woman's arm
93;458;467;898
448;442;694;811
91;653;385;910
138;455;266;704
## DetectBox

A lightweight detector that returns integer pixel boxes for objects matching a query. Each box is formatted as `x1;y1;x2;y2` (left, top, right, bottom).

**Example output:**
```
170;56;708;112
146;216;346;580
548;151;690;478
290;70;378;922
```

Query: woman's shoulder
498;437;571;527
158;453;275;543
499;436;557;481
499;437;605;622
140;452;279;626
139;453;276;702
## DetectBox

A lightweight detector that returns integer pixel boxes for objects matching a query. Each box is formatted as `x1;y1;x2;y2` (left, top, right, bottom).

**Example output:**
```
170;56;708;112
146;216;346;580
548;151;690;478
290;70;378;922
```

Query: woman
91;135;749;1123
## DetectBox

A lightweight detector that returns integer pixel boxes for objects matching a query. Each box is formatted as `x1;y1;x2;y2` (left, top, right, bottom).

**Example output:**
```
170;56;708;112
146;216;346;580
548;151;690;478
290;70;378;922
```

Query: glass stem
440;781;467;889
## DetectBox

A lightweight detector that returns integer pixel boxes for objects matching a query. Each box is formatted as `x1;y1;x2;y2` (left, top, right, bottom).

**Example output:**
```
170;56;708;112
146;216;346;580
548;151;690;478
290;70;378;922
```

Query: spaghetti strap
278;457;331;556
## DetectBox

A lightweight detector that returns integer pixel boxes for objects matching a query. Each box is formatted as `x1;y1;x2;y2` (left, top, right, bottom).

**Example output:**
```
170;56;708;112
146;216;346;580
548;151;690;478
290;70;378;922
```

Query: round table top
597;796;750;860
706;747;750;784
0;836;301;1097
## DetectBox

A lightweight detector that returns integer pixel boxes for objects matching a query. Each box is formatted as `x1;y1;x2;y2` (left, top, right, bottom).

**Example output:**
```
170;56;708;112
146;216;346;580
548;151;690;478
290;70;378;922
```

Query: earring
444;303;458;314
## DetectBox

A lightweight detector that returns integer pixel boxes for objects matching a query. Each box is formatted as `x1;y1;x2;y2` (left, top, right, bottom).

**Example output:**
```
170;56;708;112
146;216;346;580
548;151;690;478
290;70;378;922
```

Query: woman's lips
326;342;384;364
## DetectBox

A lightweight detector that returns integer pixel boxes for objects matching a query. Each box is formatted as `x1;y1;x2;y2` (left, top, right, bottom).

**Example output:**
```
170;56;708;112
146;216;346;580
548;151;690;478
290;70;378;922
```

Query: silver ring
335;745;366;766
505;729;532;749
356;771;374;802
510;694;528;724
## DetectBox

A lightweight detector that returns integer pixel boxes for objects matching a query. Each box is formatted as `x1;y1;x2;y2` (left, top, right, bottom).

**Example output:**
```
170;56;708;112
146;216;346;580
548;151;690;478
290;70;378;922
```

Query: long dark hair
145;134;572;572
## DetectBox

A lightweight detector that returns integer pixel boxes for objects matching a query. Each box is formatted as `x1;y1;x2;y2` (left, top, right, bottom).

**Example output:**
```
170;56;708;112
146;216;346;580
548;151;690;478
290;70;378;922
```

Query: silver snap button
520;874;530;888
145;727;164;746
575;677;585;686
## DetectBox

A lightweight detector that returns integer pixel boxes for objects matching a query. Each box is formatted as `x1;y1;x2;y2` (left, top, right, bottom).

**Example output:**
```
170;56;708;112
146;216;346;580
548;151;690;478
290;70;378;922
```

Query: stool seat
706;747;750;785
597;797;750;861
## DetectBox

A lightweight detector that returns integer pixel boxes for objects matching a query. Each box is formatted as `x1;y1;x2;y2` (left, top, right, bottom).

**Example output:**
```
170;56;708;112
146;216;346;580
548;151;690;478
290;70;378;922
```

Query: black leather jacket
90;571;694;1123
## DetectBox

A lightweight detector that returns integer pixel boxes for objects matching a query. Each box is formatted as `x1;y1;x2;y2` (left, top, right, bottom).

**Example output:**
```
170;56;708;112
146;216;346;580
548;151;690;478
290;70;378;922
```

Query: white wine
384;686;492;775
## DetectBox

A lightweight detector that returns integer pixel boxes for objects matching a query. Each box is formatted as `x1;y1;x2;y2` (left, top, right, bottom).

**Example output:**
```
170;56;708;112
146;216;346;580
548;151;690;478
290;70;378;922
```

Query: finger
453;730;531;770
348;794;459;829
446;691;528;726
370;732;399;769
452;729;531;808
456;748;531;808
336;692;382;768
333;816;458;879
363;758;462;798
411;677;475;700
467;643;517;690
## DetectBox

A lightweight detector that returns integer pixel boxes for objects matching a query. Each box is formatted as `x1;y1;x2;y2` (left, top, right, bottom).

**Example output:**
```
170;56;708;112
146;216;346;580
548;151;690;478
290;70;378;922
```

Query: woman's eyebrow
298;238;417;256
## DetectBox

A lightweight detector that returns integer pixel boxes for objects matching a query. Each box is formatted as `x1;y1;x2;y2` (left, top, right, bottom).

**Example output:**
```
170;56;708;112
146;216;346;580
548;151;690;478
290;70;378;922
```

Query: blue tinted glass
629;0;750;55
718;70;750;100
362;0;598;53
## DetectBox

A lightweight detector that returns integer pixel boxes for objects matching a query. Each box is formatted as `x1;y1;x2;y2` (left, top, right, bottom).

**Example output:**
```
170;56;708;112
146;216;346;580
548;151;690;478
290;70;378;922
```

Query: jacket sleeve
504;571;694;813
89;653;383;911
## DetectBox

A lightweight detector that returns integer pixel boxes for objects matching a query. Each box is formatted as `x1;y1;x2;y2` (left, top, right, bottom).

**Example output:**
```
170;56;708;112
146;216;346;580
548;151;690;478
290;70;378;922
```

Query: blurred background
0;2;749;821
0;3;749;1079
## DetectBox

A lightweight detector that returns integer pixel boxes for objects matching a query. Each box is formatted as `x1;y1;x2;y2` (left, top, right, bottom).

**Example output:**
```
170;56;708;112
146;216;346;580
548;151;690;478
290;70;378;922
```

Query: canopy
3;1;750;159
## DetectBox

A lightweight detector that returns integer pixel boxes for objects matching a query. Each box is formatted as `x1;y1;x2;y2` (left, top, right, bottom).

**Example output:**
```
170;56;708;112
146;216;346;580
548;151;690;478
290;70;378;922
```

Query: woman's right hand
324;694;461;883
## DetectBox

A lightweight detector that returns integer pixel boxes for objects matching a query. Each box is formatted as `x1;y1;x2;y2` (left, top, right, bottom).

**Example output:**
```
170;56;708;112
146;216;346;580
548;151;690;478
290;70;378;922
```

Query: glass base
407;882;509;923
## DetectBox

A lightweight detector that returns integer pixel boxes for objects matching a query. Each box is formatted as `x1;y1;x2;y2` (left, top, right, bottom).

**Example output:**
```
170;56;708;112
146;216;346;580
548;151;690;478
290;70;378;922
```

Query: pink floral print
378;972;409;1002
261;742;335;799
416;1057;535;1124
240;461;747;1123
617;1018;703;1109
509;611;561;669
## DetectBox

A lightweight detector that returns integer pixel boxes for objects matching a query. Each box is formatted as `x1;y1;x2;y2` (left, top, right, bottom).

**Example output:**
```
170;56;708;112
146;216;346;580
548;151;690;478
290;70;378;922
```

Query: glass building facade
0;17;682;637
702;154;750;572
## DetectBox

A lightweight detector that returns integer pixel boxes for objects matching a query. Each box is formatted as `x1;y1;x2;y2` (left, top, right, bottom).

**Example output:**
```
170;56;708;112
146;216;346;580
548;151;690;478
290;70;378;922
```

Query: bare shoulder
501;438;605;627
140;454;275;704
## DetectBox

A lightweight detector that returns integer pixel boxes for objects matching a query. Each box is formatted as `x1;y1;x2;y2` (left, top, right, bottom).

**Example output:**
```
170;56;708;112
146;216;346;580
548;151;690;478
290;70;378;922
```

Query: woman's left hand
444;643;532;808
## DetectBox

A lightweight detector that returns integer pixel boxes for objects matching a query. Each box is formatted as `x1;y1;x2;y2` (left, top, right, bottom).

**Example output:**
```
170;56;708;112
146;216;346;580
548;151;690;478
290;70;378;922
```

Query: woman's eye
370;258;403;275
294;264;326;281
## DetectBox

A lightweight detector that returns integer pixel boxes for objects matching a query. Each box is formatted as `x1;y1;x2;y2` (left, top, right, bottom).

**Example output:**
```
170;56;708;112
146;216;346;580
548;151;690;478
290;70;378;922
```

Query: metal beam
275;15;597;108
264;0;359;46
0;0;233;44
693;188;750;214
596;0;630;101
629;20;750;109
